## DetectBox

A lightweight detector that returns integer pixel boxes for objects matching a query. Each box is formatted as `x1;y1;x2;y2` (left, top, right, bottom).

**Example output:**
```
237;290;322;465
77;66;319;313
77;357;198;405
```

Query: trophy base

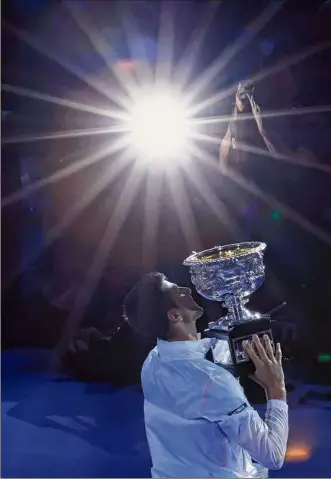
204;317;273;376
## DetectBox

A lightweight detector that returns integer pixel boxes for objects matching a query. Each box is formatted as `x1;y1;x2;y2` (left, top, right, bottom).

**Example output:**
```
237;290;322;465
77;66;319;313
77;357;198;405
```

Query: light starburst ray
193;144;331;246
191;131;331;172
155;2;175;86
173;1;221;89
6;23;129;110
186;1;283;106
191;104;331;126
45;150;134;246
226;165;331;246
120;9;154;88
58;164;146;348
3;150;134;290
165;167;202;253
2;125;131;145
142;169;164;269
182;148;243;240
191;39;331;117
2;83;128;121
64;1;137;106
234;141;331;173
2;135;129;208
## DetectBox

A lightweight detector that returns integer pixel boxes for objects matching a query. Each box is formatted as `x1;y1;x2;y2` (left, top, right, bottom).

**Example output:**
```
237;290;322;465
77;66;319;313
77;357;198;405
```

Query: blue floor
2;349;331;478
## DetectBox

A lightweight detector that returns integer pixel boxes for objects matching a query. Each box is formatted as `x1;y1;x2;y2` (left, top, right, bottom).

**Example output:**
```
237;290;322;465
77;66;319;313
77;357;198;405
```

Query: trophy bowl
183;242;267;326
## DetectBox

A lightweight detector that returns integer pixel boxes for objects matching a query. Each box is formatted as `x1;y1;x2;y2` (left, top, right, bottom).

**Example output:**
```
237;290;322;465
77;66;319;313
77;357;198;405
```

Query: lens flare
128;90;191;160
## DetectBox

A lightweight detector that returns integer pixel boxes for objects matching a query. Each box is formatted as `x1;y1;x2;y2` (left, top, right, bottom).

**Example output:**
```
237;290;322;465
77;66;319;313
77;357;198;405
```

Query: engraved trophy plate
183;242;272;374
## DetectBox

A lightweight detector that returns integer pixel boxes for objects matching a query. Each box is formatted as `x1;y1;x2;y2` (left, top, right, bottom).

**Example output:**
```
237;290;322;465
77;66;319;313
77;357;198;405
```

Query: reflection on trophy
183;242;274;375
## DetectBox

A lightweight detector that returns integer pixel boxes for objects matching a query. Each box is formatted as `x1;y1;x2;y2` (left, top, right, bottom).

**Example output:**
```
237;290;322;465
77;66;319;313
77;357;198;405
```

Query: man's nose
183;287;192;295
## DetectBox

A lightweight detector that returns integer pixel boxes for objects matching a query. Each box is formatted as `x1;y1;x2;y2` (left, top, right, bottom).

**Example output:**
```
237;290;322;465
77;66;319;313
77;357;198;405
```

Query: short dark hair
123;272;175;340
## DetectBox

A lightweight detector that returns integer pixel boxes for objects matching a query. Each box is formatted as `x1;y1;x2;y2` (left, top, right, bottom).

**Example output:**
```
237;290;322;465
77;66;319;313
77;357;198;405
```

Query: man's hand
243;335;286;401
235;83;264;133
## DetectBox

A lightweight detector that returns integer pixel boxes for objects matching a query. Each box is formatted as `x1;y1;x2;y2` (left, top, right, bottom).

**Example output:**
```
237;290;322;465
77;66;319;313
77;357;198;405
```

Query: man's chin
193;306;204;320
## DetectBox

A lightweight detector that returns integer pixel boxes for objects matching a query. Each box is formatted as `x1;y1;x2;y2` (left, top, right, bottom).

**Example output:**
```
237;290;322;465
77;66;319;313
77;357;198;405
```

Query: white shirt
142;338;289;478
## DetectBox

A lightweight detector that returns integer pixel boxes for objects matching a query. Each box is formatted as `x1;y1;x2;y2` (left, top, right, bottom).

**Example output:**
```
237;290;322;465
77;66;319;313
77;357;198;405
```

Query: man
220;82;291;166
124;272;288;478
219;82;322;205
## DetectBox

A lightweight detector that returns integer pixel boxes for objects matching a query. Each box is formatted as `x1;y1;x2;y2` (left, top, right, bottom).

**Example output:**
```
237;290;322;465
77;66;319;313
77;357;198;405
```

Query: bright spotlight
128;90;191;159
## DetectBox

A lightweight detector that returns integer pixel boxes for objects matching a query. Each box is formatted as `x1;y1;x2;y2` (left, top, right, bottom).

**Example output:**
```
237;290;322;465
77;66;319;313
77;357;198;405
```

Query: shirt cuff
267;399;288;411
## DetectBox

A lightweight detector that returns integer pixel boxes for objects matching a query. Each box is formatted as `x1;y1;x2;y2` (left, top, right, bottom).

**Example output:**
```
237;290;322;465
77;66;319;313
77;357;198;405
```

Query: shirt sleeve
200;371;289;470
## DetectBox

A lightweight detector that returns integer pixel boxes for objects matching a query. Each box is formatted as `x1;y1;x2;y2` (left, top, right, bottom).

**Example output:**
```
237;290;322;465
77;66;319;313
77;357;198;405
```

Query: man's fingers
263;335;274;360
252;334;269;362
243;340;261;367
275;342;282;363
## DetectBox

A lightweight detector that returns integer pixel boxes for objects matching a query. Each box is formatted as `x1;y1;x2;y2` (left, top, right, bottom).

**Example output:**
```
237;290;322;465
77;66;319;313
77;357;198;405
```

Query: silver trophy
183;242;273;375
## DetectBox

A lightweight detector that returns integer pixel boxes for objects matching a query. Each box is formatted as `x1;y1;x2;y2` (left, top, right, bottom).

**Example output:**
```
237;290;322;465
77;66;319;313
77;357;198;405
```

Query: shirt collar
156;338;214;361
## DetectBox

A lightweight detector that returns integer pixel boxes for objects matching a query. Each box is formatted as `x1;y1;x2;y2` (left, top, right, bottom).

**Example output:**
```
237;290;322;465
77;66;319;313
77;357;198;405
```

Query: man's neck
168;329;198;342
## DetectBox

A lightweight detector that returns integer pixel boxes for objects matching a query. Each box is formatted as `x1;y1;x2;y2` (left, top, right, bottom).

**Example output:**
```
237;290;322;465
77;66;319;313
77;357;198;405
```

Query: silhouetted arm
219;84;292;167
247;95;290;157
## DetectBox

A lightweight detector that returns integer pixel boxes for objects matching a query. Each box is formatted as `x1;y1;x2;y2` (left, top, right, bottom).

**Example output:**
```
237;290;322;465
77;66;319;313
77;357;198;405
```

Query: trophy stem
223;295;246;324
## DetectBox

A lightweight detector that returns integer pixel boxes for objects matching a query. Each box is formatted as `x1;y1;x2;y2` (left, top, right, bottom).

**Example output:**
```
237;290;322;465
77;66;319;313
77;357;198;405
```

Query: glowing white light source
128;90;191;159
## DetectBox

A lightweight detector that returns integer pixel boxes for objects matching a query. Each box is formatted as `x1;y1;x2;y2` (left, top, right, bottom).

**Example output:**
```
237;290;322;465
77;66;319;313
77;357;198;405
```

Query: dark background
2;0;331;383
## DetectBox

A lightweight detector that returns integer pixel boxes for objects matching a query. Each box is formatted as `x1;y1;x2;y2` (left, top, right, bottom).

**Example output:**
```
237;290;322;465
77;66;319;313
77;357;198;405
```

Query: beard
183;306;203;327
191;304;204;320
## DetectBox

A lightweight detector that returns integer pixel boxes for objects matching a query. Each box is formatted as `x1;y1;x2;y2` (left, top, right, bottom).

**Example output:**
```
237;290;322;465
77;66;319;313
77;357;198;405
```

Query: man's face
161;279;204;322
